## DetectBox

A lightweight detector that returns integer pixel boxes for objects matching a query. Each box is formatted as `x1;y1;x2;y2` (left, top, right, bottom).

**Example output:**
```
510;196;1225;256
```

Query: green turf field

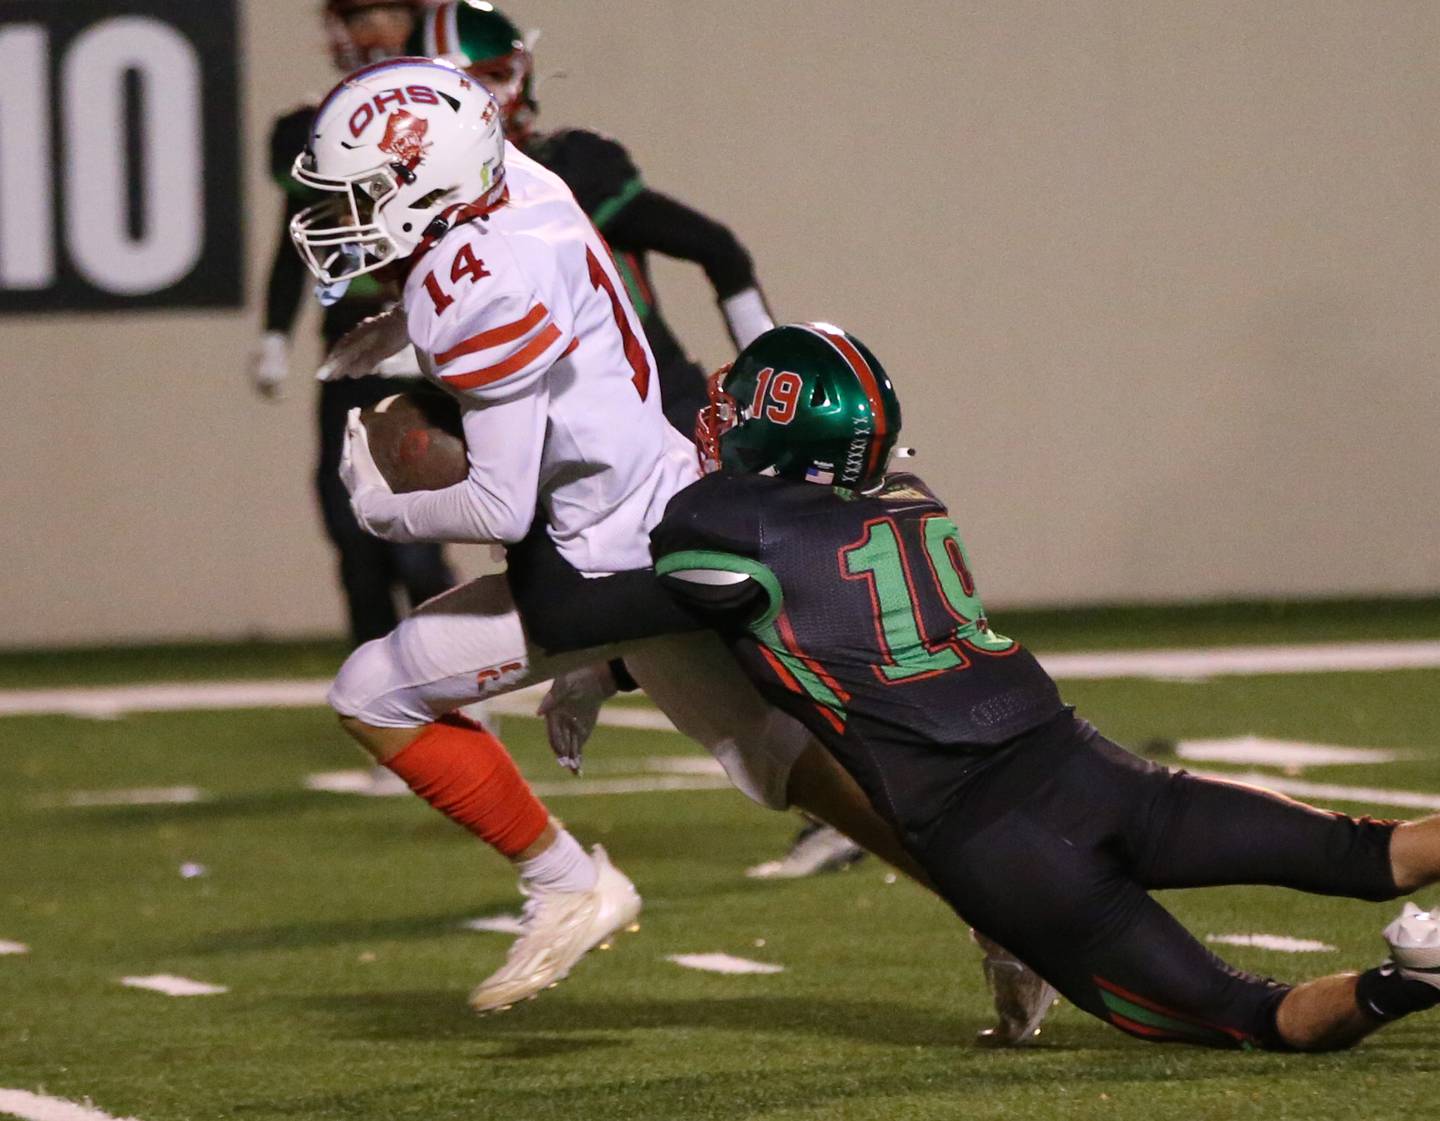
4;606;1440;1120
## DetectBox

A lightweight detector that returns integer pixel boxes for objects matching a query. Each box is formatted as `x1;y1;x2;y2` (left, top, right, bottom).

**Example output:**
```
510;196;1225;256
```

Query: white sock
517;829;597;894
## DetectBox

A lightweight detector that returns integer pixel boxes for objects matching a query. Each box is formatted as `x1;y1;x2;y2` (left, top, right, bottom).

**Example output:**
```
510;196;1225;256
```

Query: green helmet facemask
697;323;903;490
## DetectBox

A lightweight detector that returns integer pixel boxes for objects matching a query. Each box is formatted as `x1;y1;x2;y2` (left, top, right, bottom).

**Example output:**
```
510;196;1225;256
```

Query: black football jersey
652;471;1064;830
524;128;691;379
264;106;390;346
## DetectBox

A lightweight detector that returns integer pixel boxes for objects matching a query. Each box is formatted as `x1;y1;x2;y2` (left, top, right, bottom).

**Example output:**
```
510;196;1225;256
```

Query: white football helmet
290;58;505;286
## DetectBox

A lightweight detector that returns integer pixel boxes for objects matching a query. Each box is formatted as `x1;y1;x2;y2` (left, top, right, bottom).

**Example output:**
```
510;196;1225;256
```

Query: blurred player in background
251;0;456;648
409;0;864;882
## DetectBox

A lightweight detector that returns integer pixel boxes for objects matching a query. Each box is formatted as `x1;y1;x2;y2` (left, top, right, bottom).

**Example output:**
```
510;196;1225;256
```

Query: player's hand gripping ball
358;391;468;493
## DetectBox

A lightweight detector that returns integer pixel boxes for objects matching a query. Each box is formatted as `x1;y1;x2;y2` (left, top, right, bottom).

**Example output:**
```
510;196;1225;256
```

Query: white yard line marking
306;758;734;799
1042;640;1440;681
667;953;784;975
0;680;335;719
643;755;727;775
0;1090;143;1121
1175;738;1410;768
61;786;207;808
577;707;676;732
119;974;228;997
530;775;735;797
4;639;1440;720
303;769;733;799
1195;770;1440;812
1206;934;1337;953
304;771;411;797
0;941;29;955
461;914;526;935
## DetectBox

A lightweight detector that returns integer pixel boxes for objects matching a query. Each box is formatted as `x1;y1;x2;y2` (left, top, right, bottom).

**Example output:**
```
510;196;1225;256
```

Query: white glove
339;406;395;535
249;331;289;399
720;287;775;350
538;662;619;774
316;305;411;382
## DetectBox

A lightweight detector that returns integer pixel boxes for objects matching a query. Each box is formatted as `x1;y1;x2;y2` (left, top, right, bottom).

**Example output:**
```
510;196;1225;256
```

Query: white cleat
468;845;641;1014
1383;901;1440;986
746;822;867;880
974;933;1059;1046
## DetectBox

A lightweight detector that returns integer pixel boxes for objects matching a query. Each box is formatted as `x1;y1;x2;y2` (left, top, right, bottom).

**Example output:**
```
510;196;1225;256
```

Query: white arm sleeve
720;287;775;350
347;382;548;545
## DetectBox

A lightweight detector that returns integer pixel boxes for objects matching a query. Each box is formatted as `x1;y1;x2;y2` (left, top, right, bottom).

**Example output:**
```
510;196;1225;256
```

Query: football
359;390;467;493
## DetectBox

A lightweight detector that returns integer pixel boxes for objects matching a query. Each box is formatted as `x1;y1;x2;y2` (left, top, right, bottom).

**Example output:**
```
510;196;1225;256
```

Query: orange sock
384;714;548;857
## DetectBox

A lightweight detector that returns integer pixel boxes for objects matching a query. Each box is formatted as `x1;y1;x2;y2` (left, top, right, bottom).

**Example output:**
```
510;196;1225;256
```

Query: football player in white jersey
289;57;924;1016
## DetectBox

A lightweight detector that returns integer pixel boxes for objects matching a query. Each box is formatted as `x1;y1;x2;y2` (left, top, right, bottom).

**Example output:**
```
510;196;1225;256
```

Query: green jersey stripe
591;176;645;230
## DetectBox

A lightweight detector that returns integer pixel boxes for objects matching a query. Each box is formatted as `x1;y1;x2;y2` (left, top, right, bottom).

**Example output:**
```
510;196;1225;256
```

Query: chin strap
406;180;512;279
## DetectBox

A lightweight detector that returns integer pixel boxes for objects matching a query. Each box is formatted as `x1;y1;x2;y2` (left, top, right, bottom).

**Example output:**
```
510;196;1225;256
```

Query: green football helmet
697;323;902;490
410;1;538;139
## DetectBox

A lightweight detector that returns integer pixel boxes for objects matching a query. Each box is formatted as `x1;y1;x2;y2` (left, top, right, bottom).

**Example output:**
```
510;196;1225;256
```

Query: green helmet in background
698;323;903;491
409;1;538;139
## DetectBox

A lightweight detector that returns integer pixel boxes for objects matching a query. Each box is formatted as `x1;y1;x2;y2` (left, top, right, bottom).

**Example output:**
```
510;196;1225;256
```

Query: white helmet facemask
290;58;505;287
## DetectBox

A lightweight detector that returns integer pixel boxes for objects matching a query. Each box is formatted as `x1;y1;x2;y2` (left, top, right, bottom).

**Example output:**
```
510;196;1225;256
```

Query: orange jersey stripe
758;644;846;733
435;303;549;366
776;613;850;703
442;323;562;390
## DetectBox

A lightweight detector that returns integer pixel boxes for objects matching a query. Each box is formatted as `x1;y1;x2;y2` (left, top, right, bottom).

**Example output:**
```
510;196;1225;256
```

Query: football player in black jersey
250;0;455;647
648;322;1440;1051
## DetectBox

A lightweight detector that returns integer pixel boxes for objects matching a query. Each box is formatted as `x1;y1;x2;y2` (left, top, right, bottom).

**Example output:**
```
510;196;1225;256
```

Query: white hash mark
0;1089;144;1121
63;787;206;808
460;915;527;936
119;974;228;996
1206;934;1338;953
666;953;785;975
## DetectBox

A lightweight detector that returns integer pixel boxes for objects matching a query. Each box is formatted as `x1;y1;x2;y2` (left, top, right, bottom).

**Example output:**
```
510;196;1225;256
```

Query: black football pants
914;713;1400;1049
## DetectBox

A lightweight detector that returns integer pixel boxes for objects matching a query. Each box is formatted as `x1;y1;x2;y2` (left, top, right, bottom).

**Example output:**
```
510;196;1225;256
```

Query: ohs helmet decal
378;110;432;171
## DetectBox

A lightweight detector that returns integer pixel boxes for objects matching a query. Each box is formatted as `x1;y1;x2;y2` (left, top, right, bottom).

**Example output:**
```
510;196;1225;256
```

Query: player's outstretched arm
605;190;775;349
249;110;320;400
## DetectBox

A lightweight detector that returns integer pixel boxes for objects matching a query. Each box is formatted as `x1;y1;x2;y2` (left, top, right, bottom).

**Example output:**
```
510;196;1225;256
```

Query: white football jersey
395;143;699;574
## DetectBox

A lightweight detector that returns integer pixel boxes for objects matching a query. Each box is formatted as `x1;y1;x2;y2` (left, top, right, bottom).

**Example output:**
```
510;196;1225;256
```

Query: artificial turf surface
3;605;1440;1120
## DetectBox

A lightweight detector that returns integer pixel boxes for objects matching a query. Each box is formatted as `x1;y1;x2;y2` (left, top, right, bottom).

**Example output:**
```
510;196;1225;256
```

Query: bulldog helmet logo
378;110;431;170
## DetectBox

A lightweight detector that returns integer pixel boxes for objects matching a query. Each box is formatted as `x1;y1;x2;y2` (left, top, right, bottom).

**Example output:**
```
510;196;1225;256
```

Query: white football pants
327;573;809;809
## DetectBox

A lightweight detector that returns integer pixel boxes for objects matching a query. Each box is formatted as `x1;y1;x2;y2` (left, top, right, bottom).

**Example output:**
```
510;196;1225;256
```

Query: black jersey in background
257;105;454;646
264;106;393;348
525;128;765;434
